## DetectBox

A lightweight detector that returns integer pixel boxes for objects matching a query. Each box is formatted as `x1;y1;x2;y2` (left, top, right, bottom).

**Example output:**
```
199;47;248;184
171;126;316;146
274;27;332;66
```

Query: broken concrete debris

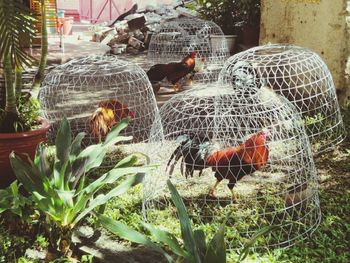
90;2;197;55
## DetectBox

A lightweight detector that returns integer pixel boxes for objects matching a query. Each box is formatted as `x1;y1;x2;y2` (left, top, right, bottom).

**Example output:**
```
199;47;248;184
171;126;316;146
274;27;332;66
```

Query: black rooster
165;134;211;178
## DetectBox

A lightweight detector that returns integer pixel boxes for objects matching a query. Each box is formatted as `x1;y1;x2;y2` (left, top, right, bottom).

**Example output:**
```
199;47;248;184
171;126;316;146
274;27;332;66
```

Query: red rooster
89;99;135;143
146;52;196;93
166;131;269;200
206;131;269;200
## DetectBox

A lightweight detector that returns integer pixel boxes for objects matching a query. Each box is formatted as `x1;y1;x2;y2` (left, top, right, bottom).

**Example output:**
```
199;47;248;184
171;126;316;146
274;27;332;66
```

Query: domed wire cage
143;84;321;248
147;17;230;84
218;44;346;154
39;56;160;153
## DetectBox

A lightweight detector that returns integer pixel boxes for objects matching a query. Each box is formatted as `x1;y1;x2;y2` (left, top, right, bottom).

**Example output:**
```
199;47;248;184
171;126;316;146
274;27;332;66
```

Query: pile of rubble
90;2;197;55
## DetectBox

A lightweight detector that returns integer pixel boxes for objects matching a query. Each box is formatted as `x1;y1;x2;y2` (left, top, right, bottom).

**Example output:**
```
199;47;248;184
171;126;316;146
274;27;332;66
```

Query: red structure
79;0;133;23
57;0;176;23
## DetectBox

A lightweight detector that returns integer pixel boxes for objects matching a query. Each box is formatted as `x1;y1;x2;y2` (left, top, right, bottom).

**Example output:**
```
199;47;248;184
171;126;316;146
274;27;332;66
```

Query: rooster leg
187;75;193;86
198;169;203;177
208;179;221;197
181;158;186;178
98;134;102;144
228;181;238;201
229;188;238;201
172;83;182;92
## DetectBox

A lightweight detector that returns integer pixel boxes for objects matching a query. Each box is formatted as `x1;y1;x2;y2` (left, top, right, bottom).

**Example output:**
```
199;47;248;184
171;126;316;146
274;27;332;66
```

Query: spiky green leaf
142;222;189;259
98;214;174;263
167;179;201;263
204;224;226;263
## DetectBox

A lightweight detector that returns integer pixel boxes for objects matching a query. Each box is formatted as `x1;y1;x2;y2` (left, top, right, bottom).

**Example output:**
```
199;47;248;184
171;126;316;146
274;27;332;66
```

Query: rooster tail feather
166;144;183;176
89;110;108;138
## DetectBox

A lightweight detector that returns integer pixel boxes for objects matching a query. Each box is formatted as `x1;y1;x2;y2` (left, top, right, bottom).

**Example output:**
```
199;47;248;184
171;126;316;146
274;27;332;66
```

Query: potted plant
0;0;49;187
190;0;261;50
188;0;239;54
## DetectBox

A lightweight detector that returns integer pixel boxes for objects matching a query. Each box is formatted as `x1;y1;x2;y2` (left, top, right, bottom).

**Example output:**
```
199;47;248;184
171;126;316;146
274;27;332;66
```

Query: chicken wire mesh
143;84;321;248
147;16;230;83
39;56;160;154
219;44;346;154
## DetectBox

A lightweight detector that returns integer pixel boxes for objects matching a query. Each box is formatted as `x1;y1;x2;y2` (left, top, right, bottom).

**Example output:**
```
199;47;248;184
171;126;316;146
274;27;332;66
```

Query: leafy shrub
99;180;276;263
9;117;155;257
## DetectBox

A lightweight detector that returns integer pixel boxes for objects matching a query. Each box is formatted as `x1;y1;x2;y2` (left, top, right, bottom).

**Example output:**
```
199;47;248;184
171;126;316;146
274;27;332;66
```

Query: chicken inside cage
165;131;270;201
89;99;136;143
143;83;321;248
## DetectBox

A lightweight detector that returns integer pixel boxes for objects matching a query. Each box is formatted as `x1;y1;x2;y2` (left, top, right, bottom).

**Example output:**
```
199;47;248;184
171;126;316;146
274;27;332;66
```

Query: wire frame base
147;17;230;83
219;44;346;154
39;55;160;146
143;84;321;249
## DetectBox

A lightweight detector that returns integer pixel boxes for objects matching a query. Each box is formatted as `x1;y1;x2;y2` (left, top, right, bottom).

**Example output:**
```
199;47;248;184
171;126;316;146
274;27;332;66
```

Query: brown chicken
206;131;269;200
146;52;196;93
89;99;135;143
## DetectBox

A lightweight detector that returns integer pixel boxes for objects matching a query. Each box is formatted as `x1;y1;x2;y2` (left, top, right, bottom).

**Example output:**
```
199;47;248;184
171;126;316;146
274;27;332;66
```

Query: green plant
188;0;237;35
188;0;261;34
0;225;32;263
35;234;49;250
235;0;261;26
0;0;48;132
9;117;155;256
98;179;277;263
0;181;31;217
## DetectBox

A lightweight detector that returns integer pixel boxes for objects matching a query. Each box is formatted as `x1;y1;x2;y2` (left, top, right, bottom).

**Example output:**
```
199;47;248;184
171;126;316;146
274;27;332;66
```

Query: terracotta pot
0;118;50;188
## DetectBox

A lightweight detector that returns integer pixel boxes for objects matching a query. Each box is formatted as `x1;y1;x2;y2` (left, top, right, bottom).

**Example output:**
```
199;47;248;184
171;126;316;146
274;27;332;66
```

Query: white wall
260;0;349;99
136;0;176;8
57;0;80;10
56;0;178;11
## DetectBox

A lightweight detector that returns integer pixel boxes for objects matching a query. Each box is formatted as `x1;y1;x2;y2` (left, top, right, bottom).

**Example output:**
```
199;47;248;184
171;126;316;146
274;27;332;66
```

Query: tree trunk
15;64;23;99
31;0;48;97
3;53;16;113
0;53;21;132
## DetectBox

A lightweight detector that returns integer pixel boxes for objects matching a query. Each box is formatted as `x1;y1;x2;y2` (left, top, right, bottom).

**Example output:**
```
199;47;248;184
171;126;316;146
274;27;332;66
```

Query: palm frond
0;0;38;68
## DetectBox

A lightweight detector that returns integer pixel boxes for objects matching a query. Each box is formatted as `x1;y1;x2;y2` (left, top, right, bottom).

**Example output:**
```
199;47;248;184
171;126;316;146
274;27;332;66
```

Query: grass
99;140;350;263
0;140;349;262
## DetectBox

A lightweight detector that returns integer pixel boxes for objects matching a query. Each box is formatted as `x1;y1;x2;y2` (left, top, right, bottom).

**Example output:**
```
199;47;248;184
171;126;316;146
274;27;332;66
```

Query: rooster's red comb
190;52;197;58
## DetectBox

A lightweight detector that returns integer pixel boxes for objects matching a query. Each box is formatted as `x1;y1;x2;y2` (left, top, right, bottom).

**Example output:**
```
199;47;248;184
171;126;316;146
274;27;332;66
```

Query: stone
127;15;146;31
126;46;140;54
133;29;145;41
128;36;144;49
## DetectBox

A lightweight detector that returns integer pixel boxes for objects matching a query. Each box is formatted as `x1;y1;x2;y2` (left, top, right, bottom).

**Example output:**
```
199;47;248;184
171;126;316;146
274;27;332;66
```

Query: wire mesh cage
39;56;160;149
147;16;230;83
143;84;321;248
219;44;346;153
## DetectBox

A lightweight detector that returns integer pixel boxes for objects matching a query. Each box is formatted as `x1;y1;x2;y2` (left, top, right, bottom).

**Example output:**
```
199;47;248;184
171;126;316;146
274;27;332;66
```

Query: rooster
187;56;206;86
89;99;135;143
146;52;196;94
166;134;211;178
166;131;269;200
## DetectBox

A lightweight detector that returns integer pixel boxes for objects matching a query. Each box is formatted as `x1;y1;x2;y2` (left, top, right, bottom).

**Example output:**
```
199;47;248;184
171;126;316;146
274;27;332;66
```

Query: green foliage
0;0;48;132
302;113;325;126
99;180;276;263
9;117;155;254
0;181;31;217
0;96;42;132
17;97;41;131
188;0;261;34
98;180;226;263
0;225;31;263
0;0;37;68
34;234;49;250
